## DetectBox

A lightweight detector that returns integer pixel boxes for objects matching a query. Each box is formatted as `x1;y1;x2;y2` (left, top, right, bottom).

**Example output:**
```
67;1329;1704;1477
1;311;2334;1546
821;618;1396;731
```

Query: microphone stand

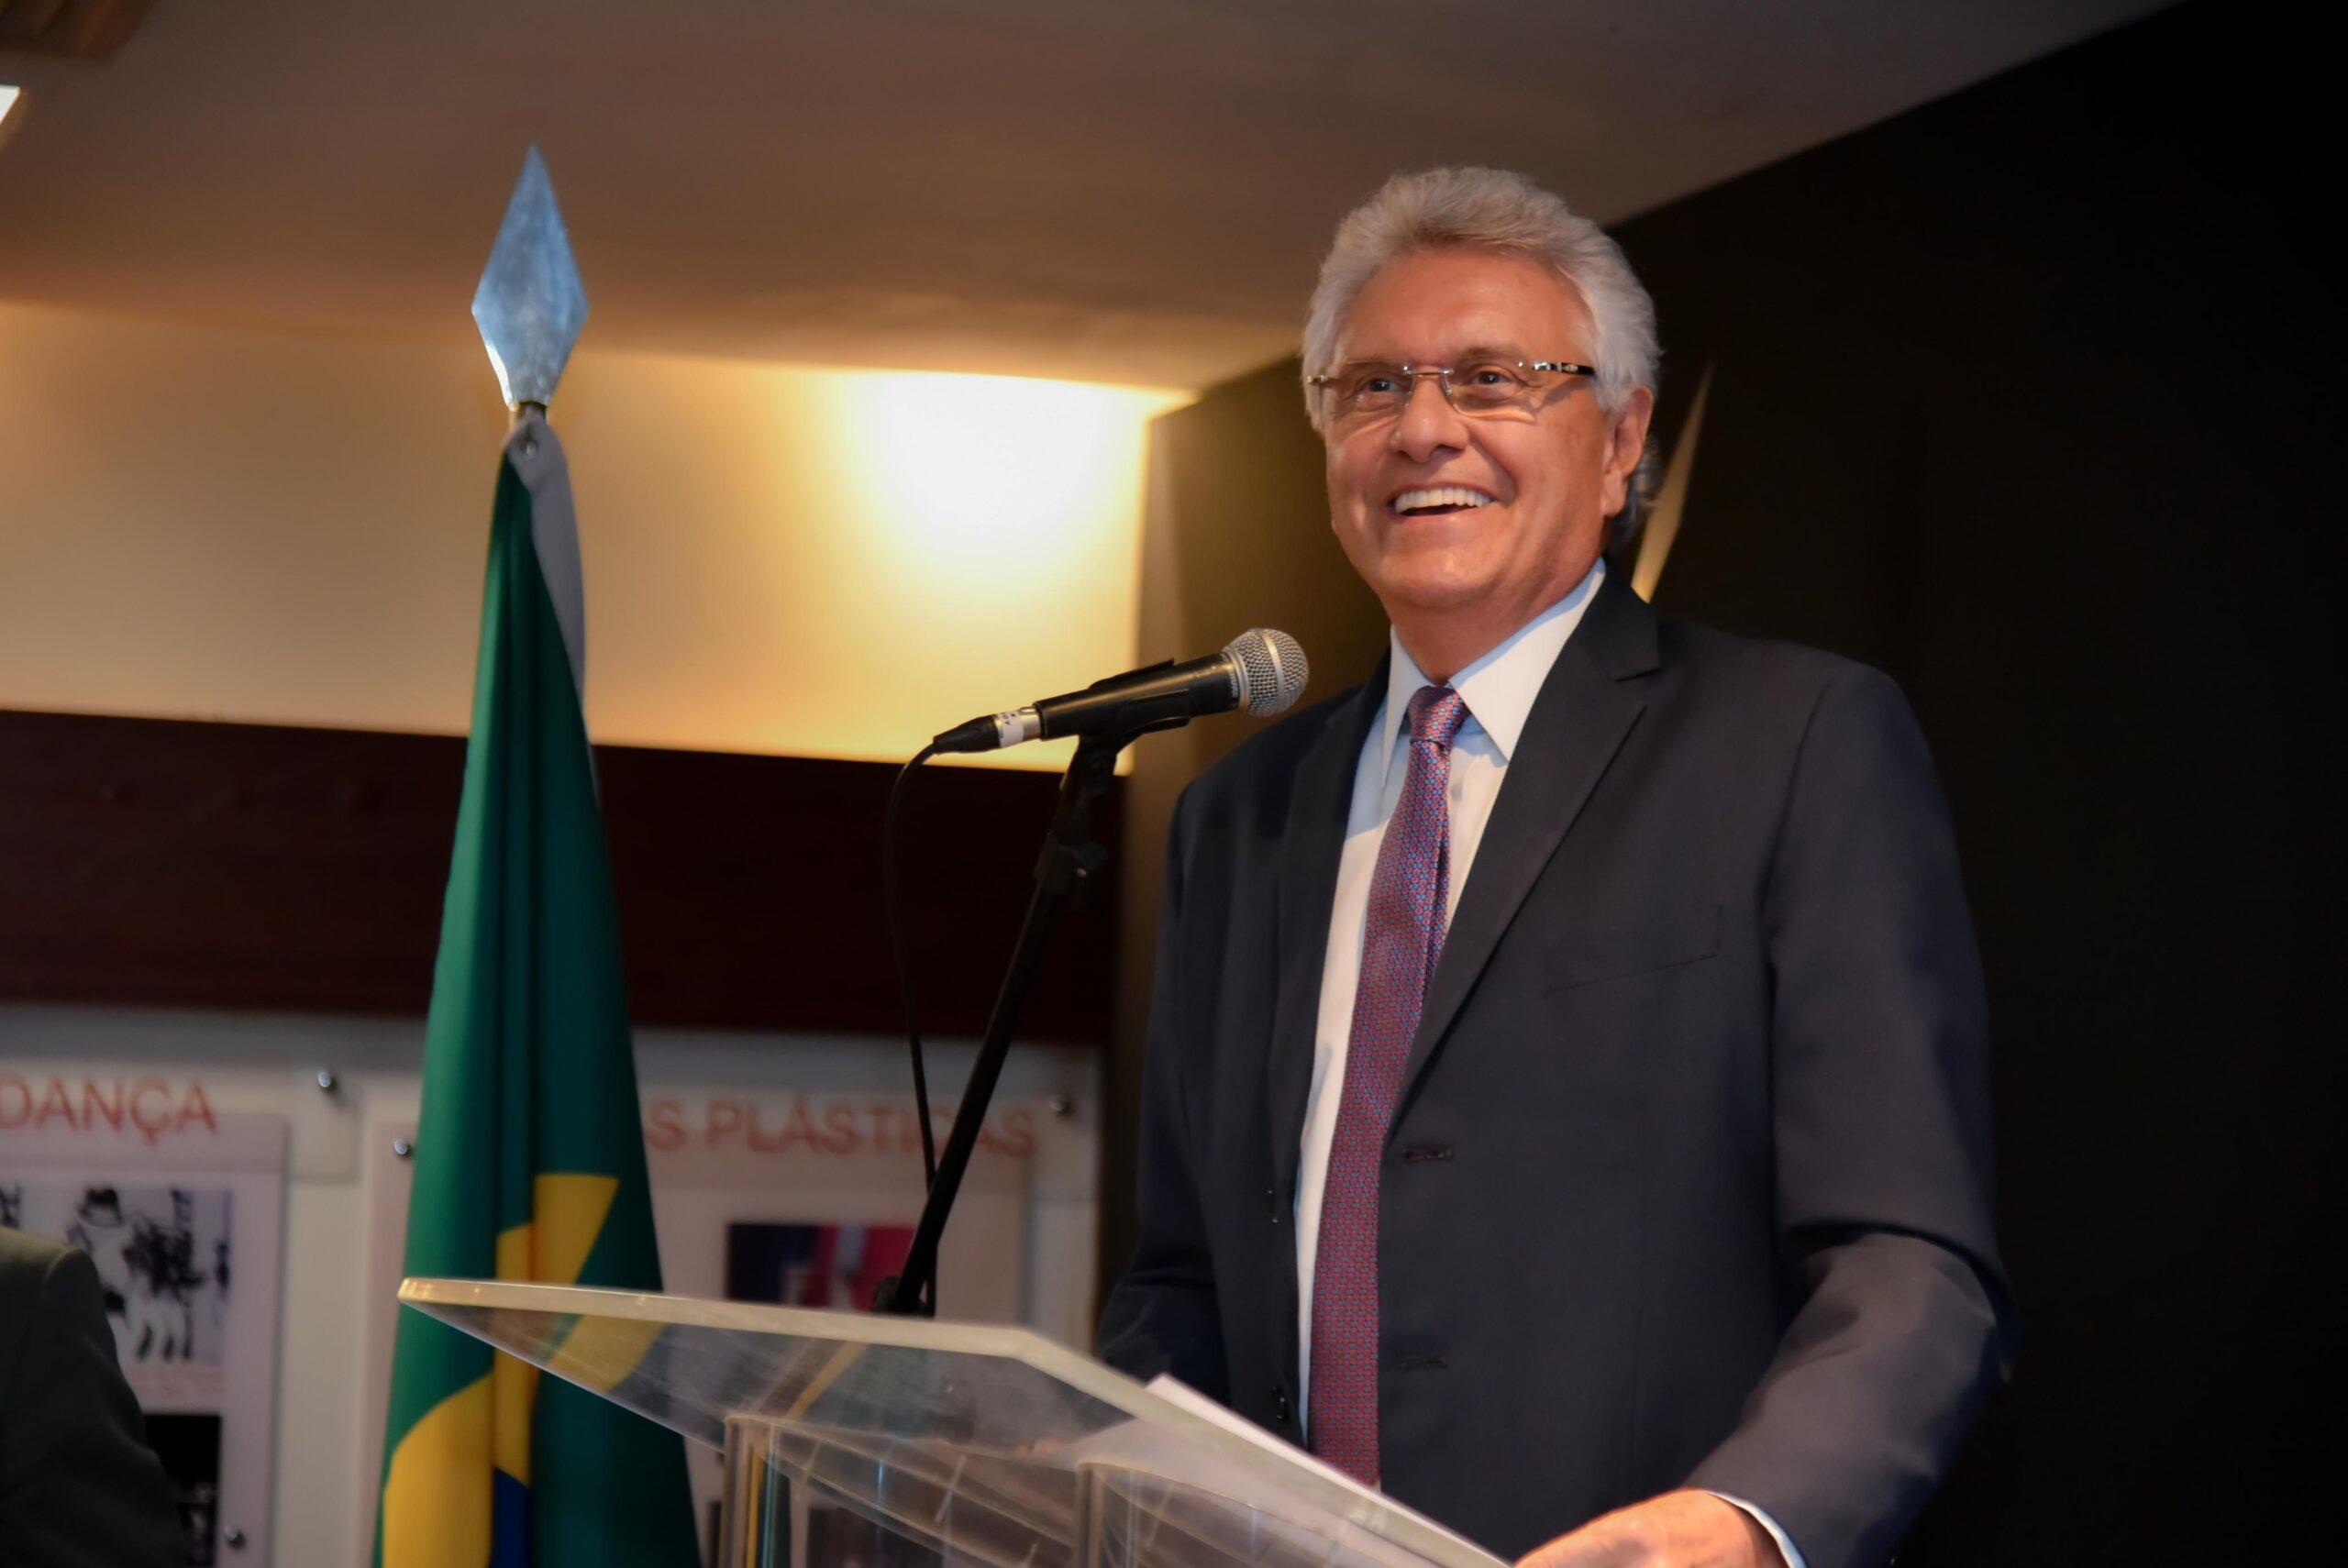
874;729;1136;1317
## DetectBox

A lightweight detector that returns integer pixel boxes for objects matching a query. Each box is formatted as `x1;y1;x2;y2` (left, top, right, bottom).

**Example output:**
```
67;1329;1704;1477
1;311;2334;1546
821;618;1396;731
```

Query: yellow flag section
381;1379;492;1568
381;1176;623;1567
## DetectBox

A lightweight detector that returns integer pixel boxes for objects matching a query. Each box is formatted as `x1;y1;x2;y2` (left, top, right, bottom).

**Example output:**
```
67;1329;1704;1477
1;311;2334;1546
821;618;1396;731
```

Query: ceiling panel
0;0;2174;385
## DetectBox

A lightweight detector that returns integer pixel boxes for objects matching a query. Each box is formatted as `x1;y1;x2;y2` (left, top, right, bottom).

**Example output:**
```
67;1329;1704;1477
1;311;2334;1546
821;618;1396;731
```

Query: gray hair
1301;166;1660;539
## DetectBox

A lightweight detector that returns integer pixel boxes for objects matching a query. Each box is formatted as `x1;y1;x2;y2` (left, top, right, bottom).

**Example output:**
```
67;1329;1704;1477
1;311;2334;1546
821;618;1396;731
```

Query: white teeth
1392;486;1494;513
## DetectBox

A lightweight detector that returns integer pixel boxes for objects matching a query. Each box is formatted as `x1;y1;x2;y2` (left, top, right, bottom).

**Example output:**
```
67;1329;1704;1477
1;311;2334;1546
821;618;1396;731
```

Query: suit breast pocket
1539;903;1722;992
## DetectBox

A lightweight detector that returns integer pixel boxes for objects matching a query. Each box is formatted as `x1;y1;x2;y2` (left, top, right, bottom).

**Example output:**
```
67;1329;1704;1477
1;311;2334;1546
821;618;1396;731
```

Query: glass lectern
401;1278;1507;1568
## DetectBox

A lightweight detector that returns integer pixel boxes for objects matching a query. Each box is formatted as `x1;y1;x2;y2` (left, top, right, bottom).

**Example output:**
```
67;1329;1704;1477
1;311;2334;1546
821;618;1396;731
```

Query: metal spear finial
471;145;589;411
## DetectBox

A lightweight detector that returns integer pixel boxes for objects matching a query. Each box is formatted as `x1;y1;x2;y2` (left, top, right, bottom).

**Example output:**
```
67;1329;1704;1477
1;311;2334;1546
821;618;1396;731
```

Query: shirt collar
1380;556;1607;766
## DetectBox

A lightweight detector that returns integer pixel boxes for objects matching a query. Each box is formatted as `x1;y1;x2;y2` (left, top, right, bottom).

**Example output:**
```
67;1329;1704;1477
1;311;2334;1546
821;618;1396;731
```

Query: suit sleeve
0;1242;183;1568
1095;786;1231;1399
1684;664;2017;1568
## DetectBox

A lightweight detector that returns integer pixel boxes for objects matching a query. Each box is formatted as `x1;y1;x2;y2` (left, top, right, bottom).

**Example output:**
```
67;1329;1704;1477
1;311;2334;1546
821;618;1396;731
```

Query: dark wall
1108;0;2331;1558
1611;4;2328;1560
0;709;1117;1043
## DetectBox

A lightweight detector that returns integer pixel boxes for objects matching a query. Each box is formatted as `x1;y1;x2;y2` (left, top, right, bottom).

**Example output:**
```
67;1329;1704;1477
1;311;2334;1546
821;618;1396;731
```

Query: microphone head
1224;628;1309;717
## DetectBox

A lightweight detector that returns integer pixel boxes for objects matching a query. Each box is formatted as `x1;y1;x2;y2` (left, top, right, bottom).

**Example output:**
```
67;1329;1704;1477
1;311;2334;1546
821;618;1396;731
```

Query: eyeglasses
1309;357;1597;425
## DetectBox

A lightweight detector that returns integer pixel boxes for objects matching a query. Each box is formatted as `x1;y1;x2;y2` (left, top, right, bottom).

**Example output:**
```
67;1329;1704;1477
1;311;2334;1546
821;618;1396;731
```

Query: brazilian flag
373;414;699;1568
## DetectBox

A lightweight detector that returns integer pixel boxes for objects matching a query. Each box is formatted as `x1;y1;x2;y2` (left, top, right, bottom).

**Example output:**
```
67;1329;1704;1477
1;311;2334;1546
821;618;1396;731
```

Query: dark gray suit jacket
1099;569;2014;1568
0;1229;183;1568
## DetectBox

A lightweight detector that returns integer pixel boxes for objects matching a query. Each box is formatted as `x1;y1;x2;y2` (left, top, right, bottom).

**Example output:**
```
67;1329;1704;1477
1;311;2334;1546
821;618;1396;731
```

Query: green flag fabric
373;415;699;1568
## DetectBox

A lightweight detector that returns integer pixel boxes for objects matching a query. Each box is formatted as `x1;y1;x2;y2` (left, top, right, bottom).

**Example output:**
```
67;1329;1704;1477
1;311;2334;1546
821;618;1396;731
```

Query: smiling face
1322;248;1652;679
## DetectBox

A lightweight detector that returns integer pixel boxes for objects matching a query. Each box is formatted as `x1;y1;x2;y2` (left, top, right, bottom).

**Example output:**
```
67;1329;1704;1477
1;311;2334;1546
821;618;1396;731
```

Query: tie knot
1405;685;1468;749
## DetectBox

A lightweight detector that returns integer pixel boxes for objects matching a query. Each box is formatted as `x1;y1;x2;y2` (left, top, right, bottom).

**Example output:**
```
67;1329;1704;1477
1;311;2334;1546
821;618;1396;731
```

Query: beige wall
0;301;1184;767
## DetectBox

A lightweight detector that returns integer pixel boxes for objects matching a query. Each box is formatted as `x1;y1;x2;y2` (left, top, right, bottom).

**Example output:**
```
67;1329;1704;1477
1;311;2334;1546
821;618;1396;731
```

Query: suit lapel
1266;657;1389;1209
1396;571;1662;1112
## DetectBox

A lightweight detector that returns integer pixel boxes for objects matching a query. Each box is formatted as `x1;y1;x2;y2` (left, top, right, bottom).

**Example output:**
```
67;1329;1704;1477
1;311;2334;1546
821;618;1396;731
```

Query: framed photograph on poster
0;1100;287;1566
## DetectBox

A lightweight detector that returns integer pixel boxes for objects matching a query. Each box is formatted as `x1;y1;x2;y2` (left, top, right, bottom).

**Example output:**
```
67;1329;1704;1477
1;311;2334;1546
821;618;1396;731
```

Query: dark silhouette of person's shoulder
0;1227;184;1568
0;1224;76;1281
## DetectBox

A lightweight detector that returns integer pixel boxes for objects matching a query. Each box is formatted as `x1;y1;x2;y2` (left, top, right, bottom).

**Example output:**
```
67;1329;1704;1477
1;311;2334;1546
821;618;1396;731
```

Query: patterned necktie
1309;683;1468;1486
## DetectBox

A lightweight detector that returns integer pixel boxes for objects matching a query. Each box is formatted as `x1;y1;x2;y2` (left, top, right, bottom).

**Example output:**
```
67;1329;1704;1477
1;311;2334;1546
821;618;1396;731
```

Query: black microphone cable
883;744;941;1190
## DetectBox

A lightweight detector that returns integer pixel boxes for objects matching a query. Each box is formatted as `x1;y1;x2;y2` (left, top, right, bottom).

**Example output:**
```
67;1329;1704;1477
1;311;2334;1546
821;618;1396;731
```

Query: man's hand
1515;1490;1784;1568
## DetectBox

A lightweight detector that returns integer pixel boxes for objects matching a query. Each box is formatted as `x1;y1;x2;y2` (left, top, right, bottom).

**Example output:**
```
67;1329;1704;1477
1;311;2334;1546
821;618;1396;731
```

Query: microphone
932;629;1309;754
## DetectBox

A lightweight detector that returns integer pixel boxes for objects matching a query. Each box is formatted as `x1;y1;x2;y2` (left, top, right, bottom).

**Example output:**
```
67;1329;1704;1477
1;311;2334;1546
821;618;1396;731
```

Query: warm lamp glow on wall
762;369;1191;768
838;372;1187;578
0;86;24;141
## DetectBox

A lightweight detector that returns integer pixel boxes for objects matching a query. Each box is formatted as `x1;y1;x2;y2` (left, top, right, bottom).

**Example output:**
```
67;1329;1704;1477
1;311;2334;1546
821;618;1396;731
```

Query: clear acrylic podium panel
401;1278;1505;1568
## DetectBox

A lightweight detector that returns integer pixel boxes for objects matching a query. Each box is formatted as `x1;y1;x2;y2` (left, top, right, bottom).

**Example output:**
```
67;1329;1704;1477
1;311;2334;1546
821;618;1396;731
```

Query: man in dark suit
1099;168;2012;1568
0;1227;183;1567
